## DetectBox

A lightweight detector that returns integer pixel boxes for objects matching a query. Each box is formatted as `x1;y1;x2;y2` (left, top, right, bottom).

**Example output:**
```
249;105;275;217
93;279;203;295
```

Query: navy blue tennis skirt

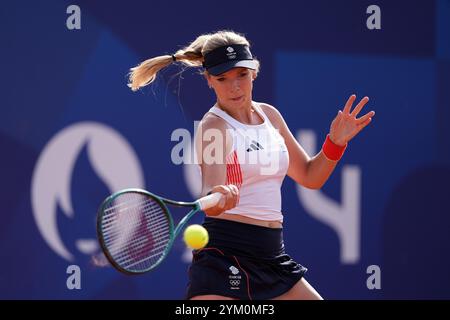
185;217;307;300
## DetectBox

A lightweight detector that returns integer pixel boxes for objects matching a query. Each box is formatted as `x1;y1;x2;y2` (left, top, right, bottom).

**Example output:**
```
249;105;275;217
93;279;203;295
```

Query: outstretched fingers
343;94;357;114
351;96;370;117
356;110;375;124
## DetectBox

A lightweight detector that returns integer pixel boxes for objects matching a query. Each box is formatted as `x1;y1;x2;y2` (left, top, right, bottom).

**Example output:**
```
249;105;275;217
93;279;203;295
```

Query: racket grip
197;192;223;211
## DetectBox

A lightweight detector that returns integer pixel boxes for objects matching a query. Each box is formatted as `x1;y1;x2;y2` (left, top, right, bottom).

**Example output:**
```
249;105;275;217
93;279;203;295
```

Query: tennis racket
96;188;222;275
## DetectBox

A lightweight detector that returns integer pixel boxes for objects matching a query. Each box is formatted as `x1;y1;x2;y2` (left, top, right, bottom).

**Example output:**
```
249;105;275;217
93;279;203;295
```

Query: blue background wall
1;0;449;299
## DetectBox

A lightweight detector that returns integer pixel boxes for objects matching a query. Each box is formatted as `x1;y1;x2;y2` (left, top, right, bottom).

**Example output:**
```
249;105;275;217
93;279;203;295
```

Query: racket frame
96;188;201;275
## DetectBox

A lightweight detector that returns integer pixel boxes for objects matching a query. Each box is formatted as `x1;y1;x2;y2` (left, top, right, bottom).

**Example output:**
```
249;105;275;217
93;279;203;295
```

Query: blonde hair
127;30;260;91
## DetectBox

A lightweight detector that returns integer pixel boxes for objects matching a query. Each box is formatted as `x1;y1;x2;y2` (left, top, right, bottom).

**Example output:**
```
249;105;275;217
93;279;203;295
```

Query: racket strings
103;215;168;247
102;201;164;236
102;197;158;221
100;193;171;272
107;219;170;262
106;197;168;270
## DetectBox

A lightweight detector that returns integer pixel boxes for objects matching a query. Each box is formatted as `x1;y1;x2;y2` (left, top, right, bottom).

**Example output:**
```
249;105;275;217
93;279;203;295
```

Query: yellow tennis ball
183;224;209;249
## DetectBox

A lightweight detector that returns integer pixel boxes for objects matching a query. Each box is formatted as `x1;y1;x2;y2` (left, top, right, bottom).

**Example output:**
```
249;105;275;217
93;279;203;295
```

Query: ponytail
127;34;211;91
128;30;257;91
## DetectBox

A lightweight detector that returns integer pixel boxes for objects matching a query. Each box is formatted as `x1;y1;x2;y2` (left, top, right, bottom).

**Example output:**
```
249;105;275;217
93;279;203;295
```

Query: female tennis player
128;30;375;300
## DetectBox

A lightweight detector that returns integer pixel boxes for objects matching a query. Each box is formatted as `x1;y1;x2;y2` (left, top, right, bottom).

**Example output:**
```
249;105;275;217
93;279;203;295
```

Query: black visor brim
207;60;258;76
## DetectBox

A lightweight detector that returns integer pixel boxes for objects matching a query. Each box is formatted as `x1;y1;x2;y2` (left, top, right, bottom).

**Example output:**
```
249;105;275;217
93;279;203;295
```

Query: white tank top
207;101;289;222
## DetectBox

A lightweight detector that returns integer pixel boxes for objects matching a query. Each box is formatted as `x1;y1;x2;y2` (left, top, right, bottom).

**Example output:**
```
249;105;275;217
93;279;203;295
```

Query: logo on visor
226;46;237;60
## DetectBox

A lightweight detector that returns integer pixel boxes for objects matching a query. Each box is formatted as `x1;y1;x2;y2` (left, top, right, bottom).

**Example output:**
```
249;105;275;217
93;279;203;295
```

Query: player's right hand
204;184;239;216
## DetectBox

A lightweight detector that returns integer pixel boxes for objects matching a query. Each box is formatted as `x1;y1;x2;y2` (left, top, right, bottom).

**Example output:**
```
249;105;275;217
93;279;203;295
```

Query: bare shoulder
199;112;229;132
196;112;233;149
196;112;233;160
258;102;284;129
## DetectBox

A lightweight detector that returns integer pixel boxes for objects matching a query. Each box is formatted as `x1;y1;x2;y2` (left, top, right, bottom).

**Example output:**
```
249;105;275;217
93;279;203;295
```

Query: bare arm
260;95;374;189
195;113;239;215
260;103;332;189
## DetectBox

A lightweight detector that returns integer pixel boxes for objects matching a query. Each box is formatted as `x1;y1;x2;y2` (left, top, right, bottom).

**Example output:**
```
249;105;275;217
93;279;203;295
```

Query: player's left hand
329;94;375;146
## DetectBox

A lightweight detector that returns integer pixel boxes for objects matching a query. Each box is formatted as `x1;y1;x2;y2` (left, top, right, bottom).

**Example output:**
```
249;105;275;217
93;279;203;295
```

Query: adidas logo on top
246;140;264;152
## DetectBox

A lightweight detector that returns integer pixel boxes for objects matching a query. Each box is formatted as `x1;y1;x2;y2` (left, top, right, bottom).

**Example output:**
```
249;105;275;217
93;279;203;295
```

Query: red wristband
322;134;347;161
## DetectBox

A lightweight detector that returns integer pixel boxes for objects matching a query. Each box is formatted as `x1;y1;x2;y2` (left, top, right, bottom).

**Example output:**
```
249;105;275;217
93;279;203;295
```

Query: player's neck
216;99;260;125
